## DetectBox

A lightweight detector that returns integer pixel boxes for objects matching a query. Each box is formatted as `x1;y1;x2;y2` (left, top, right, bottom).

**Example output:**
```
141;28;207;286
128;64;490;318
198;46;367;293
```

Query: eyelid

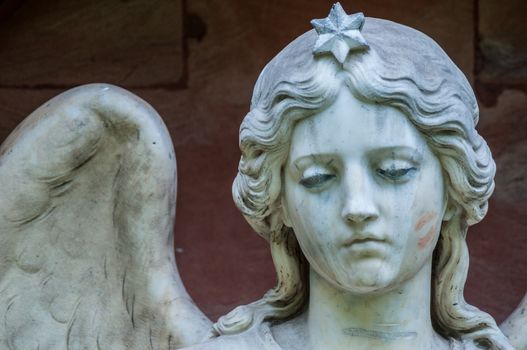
299;165;336;190
376;155;419;169
302;164;334;176
374;154;420;181
376;167;417;180
300;173;336;189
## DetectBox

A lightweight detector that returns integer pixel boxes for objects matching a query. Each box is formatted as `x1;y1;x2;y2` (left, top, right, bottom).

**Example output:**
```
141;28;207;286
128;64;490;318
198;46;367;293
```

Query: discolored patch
418;224;437;249
414;212;436;232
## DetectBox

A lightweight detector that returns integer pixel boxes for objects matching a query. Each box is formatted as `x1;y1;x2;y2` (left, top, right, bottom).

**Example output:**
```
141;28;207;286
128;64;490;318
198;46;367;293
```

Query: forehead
288;88;427;160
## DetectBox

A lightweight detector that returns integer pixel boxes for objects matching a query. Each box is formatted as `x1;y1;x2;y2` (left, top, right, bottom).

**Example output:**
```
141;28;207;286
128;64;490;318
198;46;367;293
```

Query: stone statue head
217;15;510;349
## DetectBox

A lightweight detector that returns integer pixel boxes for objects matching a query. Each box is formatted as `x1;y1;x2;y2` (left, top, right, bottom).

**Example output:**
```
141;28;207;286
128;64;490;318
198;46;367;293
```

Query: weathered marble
0;84;211;349
0;3;525;350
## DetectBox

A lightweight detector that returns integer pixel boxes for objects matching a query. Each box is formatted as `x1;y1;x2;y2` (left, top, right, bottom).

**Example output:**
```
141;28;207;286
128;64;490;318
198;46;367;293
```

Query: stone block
477;0;527;105
0;0;184;87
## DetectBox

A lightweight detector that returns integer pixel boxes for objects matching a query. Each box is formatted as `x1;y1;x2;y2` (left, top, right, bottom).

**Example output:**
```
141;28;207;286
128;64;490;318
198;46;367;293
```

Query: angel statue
0;3;525;350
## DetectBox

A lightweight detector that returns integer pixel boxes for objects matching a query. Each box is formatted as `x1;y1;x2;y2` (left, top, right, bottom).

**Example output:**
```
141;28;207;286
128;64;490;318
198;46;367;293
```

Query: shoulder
449;339;481;350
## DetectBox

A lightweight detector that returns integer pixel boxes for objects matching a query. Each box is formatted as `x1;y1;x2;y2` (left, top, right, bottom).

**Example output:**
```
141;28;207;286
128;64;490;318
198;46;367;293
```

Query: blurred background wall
0;0;525;323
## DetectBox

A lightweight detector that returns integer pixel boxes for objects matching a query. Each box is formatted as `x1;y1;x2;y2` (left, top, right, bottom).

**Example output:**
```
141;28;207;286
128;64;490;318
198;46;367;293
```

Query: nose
340;169;379;224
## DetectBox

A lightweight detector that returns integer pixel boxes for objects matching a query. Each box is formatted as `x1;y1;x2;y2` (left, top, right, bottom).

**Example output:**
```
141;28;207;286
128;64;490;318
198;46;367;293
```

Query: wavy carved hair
215;18;512;349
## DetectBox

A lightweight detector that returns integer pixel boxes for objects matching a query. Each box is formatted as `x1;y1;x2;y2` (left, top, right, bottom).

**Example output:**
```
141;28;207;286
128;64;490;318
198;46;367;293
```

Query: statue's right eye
299;173;336;189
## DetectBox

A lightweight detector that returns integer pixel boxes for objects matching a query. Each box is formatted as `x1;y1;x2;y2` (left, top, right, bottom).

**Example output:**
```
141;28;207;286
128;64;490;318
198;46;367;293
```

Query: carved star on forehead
311;3;369;63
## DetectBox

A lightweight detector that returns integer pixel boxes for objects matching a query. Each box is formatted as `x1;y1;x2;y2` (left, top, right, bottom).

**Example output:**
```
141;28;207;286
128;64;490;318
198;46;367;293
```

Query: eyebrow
292;153;337;170
291;146;424;168
369;146;424;162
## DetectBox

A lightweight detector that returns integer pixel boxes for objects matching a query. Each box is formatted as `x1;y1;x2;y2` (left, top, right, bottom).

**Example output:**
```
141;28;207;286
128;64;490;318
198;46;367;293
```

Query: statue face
282;88;446;294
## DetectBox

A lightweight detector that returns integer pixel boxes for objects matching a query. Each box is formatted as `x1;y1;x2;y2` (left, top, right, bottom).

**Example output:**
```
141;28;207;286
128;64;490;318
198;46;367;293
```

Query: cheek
285;182;334;233
415;212;436;231
413;212;439;250
418;223;437;249
285;189;321;242
284;188;338;267
409;162;445;252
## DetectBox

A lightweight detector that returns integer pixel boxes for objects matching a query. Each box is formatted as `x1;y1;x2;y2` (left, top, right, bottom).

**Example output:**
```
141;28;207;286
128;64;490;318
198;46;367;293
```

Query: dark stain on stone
185;12;207;42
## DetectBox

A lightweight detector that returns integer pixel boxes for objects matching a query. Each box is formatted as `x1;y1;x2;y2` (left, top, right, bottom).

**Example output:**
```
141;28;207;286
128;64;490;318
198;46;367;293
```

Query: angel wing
501;293;527;350
0;84;212;350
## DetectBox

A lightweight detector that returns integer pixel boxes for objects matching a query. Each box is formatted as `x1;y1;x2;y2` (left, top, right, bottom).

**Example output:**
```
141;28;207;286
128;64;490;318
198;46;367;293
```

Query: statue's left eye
300;174;336;189
377;167;416;181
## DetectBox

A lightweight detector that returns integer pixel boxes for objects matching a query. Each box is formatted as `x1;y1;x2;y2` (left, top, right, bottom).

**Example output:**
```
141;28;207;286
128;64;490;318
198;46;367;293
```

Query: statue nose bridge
340;164;379;221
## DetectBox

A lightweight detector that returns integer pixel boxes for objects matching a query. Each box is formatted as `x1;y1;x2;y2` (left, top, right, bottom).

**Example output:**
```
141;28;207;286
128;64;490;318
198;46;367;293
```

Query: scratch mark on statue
112;158;123;191
103;257;108;279
122;268;128;311
131;293;136;328
66;319;74;350
168;335;173;350
343;327;417;341
5;294;18;318
149;327;154;349
39;273;54;287
112;159;123;236
112;197;119;233
66;297;81;350
96;335;102;350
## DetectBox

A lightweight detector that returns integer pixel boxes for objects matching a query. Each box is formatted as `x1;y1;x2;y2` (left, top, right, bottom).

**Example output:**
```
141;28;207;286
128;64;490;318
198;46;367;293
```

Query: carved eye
299;173;336;189
376;167;416;181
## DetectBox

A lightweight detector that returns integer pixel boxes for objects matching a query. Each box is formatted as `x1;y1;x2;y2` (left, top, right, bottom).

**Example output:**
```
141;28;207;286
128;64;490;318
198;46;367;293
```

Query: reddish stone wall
0;0;525;323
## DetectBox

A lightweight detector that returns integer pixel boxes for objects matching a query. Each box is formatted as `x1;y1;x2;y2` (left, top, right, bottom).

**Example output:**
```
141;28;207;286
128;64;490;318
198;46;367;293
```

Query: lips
341;236;389;258
341;234;388;247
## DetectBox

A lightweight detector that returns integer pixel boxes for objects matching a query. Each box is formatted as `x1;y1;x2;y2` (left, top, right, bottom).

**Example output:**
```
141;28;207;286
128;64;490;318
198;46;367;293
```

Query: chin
340;278;394;295
335;263;399;294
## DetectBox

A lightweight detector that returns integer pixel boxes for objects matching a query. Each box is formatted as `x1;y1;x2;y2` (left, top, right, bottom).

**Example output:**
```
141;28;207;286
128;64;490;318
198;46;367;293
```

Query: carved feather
501;293;527;350
0;84;212;350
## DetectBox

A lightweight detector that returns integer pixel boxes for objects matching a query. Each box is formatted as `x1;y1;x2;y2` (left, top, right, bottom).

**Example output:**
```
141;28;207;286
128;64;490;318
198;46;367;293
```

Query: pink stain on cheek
418;224;437;249
414;212;436;231
414;212;438;249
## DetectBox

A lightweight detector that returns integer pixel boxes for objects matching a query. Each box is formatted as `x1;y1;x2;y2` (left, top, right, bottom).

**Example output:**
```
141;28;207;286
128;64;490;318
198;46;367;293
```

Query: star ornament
311;3;369;64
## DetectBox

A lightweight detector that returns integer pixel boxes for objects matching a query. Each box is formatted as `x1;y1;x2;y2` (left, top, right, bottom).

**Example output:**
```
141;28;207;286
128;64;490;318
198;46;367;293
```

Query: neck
307;261;449;350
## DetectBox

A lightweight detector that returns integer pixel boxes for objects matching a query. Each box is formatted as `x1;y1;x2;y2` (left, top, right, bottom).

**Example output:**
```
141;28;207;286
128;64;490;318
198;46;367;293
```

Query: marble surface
1;0;524;327
0;84;211;349
0;3;525;350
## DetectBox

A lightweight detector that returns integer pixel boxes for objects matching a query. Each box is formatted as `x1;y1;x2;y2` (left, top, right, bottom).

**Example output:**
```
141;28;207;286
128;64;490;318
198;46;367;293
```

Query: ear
280;195;293;228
